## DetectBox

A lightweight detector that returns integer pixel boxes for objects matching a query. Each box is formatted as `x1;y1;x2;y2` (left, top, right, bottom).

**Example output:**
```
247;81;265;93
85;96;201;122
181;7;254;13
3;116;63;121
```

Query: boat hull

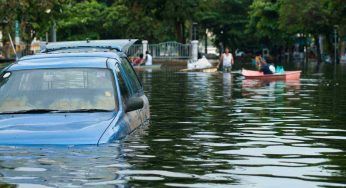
242;69;301;80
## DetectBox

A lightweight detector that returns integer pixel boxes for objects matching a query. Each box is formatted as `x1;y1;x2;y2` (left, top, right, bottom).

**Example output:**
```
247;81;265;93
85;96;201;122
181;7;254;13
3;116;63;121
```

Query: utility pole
51;21;56;42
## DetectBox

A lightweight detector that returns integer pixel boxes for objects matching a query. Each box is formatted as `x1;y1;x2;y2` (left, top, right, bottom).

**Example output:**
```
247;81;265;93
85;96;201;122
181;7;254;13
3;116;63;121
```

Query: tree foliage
0;0;69;44
247;0;283;44
0;0;345;57
58;0;108;40
196;0;253;51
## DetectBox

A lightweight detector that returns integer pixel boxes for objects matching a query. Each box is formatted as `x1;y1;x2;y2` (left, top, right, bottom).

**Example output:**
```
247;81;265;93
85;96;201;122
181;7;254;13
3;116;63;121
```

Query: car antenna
8;33;18;60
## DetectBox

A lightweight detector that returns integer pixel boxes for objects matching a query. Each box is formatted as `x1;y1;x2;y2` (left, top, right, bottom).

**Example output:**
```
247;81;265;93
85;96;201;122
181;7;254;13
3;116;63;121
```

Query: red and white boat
242;69;301;80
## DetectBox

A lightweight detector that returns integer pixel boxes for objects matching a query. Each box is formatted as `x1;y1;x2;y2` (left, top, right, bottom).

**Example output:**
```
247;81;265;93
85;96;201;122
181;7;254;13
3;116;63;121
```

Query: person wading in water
218;47;234;72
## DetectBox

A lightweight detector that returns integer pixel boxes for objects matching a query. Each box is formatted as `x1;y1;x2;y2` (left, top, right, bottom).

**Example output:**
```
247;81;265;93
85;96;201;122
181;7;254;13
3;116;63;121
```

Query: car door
114;61;143;132
119;57;150;125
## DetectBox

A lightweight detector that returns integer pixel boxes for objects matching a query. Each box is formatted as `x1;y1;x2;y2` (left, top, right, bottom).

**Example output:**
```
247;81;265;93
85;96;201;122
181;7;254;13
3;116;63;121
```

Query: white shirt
145;54;153;66
222;53;233;67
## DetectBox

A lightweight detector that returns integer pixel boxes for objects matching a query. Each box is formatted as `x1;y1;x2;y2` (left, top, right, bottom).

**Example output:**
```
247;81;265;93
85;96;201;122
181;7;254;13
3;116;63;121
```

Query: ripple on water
17;184;54;188
118;170;195;178
0;67;346;187
14;167;47;172
215;145;342;157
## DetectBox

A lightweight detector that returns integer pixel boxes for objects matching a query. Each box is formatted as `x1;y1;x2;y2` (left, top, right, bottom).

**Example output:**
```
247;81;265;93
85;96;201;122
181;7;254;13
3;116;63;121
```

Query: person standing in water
144;51;153;66
218;47;234;72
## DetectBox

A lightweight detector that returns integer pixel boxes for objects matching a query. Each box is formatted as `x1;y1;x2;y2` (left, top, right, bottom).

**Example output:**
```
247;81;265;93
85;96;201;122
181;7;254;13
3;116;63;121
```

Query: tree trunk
3;41;11;59
175;21;184;43
324;34;334;62
204;28;208;54
314;35;322;63
304;34;308;64
181;21;185;43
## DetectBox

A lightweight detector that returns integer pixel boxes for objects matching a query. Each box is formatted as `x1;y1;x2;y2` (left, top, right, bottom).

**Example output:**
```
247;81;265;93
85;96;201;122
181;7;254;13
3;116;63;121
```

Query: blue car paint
98;112;131;144
0;113;116;145
42;39;137;52
10;58;110;71
0;52;147;146
19;51;120;61
97;60;130;144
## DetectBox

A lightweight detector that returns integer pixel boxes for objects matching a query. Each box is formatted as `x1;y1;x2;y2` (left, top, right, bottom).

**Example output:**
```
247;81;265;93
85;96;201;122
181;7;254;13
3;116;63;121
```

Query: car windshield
0;68;117;114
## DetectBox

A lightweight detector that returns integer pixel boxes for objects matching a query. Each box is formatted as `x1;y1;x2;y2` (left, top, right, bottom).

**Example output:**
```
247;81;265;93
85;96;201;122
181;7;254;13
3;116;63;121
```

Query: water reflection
241;79;301;99
222;73;232;103
0;64;345;187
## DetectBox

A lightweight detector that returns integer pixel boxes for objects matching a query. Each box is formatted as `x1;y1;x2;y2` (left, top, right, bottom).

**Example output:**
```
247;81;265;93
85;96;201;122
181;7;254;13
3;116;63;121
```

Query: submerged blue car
0;40;149;145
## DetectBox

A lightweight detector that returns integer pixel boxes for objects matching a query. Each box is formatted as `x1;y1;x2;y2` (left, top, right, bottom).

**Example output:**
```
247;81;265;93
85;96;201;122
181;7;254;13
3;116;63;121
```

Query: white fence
126;41;192;59
126;44;143;57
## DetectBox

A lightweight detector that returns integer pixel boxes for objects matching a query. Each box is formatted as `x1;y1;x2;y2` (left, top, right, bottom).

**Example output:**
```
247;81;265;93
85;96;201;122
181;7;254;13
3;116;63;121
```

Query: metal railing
127;41;191;59
15;40;192;60
126;44;142;57
149;41;191;59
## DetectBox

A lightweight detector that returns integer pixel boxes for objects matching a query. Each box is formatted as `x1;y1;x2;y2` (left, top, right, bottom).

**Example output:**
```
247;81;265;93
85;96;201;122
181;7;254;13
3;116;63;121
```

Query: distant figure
259;59;273;75
144;51;153;66
255;51;275;74
255;51;266;69
133;53;144;66
218;47;234;72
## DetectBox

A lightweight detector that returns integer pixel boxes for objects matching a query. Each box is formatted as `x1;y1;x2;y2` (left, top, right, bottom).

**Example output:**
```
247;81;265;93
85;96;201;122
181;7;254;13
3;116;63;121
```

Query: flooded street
0;62;346;187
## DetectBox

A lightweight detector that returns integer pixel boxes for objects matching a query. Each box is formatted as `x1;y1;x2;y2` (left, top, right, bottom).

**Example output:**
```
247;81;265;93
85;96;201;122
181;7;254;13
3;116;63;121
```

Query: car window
0;68;118;113
115;64;130;101
120;57;142;94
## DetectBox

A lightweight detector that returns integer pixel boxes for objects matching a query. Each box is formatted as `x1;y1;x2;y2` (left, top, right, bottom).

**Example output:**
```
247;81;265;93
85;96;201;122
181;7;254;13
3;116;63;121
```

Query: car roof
41;39;137;53
8;52;124;71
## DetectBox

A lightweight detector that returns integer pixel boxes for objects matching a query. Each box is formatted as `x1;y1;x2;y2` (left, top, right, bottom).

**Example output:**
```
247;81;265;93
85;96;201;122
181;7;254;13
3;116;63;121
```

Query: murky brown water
0;62;345;187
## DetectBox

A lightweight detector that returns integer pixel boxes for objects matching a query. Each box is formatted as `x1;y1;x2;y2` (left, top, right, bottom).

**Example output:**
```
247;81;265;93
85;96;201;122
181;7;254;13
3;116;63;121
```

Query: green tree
124;0;200;43
279;0;331;62
114;0;170;42
197;0;253;52
0;0;69;55
57;0;107;40
247;0;288;47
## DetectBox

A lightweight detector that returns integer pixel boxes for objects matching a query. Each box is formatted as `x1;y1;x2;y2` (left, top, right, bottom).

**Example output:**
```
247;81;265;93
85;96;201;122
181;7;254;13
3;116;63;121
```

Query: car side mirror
125;97;144;113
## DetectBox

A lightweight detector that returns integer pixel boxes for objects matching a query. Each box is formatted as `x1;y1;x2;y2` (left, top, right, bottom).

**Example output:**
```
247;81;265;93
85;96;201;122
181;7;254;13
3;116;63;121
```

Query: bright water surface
0;62;346;187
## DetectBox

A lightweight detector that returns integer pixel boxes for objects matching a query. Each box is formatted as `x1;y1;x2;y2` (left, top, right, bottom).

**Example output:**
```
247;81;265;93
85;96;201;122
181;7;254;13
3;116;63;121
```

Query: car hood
0;113;116;145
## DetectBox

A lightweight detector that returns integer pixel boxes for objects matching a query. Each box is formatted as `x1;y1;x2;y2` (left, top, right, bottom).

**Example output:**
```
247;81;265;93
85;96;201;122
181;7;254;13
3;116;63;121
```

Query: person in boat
133;53;144;66
255;51;275;74
255;51;266;69
218;47;234;72
142;51;153;66
259;59;274;74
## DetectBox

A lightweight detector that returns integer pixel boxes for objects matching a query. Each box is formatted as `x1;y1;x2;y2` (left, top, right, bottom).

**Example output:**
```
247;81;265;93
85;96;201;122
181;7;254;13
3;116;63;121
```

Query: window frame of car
120;57;143;93
107;58;143;104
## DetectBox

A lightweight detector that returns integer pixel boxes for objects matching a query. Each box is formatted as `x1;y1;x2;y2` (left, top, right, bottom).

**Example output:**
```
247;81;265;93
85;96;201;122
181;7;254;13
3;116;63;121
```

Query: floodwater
0;61;346;187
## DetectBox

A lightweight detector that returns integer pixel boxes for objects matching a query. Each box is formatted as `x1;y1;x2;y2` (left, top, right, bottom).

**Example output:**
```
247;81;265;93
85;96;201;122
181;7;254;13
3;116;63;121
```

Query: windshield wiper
0;109;60;114
57;109;113;113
